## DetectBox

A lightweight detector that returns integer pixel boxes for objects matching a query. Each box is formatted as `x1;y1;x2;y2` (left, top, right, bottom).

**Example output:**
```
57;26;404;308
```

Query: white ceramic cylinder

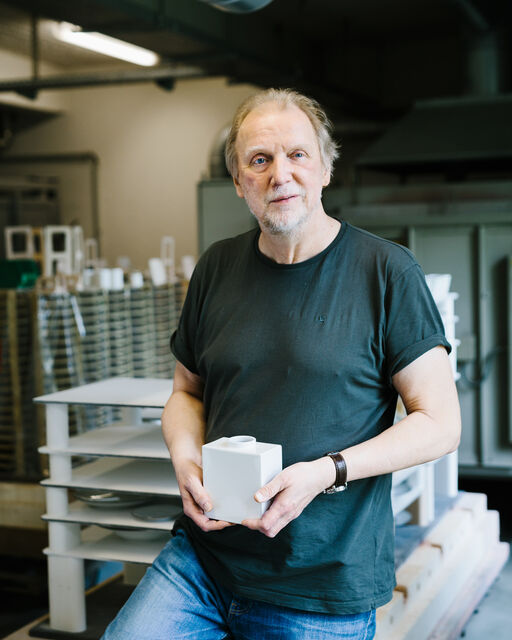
111;267;125;290
130;271;144;288
99;268;112;290
149;257;167;286
228;435;256;447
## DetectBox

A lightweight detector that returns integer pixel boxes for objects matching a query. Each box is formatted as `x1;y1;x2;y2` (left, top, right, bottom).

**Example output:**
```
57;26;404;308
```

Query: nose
270;154;292;187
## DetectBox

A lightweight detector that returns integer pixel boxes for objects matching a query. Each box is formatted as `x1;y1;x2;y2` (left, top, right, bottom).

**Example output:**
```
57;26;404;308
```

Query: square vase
202;435;282;524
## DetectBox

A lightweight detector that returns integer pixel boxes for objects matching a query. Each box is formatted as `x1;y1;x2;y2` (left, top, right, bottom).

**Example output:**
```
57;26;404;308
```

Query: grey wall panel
413;226;478;467
198;179;256;253
480;226;512;467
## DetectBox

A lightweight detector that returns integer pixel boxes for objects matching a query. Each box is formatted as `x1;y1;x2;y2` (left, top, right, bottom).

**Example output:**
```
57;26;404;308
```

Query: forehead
236;103;319;154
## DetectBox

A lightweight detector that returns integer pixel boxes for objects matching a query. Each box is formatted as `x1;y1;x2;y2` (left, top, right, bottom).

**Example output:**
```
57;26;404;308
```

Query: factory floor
0;478;511;640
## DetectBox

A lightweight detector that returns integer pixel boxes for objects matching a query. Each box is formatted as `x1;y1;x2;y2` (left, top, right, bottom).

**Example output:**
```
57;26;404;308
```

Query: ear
322;164;331;188
233;175;245;199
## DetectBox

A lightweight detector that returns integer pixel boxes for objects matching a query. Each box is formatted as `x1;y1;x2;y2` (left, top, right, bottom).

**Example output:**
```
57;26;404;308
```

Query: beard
256;209;309;236
248;192;313;237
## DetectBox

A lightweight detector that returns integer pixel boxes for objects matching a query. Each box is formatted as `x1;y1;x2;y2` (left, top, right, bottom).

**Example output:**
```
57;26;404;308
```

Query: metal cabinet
197;179;256;253
327;194;512;477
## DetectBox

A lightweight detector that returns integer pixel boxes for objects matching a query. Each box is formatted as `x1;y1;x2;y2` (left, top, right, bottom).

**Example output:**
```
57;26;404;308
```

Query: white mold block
202;435;282;525
5;226;34;259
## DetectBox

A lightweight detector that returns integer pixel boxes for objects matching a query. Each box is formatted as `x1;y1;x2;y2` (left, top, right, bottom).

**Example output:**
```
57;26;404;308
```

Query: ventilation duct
199;0;274;14
356;28;511;175
356;96;512;174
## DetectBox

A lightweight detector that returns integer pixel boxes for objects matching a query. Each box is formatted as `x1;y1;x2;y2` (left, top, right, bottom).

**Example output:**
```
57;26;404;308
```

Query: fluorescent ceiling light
54;22;160;67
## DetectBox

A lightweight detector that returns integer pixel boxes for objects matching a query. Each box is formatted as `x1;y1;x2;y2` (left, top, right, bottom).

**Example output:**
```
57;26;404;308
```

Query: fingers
243;493;301;538
242;516;280;538
177;464;235;532
183;471;212;512
254;474;283;503
181;491;234;531
243;462;324;537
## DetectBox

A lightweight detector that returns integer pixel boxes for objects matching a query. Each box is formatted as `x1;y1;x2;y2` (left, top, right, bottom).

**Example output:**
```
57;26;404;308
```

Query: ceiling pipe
0;65;205;96
449;0;491;33
199;0;274;14
450;0;506;95
467;32;503;96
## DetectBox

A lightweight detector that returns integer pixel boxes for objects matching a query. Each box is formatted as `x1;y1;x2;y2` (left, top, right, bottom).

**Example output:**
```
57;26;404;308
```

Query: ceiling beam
0;65;206;97
4;0;391;119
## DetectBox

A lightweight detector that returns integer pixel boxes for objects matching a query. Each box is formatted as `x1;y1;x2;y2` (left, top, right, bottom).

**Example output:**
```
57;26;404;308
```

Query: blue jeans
101;529;376;640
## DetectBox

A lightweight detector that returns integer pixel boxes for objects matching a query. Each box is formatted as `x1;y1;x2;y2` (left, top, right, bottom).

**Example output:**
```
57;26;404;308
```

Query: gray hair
225;88;339;178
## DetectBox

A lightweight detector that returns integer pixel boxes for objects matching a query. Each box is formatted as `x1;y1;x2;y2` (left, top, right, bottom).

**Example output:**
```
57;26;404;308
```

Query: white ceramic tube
48;555;86;632
120;406;143;425
46;404;69;449
48;521;81;552
46;487;69;517
435;450;459;498
49;453;72;483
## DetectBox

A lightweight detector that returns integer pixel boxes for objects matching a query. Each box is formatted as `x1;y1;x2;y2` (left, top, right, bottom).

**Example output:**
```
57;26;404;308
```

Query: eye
250;155;268;168
292;151;306;159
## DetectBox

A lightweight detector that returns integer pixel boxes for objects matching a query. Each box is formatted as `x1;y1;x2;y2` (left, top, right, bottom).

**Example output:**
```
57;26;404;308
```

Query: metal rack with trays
34;376;176;634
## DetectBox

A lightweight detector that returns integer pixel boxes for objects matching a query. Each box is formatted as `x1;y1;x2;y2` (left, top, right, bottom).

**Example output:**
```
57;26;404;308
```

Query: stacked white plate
76;290;113;430
152;283;178;378
106;289;134;378
130;285;157;378
38;292;85;434
0;291;39;477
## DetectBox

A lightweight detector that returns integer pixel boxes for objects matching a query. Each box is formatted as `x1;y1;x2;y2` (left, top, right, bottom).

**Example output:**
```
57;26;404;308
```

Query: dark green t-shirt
170;221;450;615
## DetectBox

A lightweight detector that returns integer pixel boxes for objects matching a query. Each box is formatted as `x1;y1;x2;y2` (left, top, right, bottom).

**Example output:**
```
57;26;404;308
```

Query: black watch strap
323;452;348;494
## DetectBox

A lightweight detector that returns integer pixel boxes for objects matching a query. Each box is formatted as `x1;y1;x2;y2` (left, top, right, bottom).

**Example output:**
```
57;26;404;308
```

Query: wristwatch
323;451;348;494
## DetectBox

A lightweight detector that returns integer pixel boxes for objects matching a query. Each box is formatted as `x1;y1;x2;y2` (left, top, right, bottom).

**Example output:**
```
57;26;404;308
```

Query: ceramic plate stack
174;278;187;320
38;292;85;434
106;289;133;377
129;284;157;377
76;290;113;430
152;283;178;378
106;288;133;419
0;292;19;477
0;291;39;478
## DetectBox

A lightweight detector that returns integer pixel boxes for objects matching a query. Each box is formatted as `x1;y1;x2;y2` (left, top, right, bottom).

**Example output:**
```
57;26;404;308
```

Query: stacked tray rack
0;290;41;478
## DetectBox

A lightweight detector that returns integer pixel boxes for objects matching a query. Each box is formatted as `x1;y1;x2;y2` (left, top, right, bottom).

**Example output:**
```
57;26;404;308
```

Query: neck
258;213;341;264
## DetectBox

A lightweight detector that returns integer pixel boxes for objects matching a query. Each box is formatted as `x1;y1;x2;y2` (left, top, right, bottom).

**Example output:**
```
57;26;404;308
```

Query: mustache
266;190;304;204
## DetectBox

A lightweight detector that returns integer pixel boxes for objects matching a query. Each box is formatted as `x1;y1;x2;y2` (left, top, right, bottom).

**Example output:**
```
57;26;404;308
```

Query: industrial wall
0;46;256;270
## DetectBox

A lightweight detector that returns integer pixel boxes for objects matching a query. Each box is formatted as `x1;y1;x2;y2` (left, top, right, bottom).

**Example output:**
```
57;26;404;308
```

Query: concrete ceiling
0;0;510;123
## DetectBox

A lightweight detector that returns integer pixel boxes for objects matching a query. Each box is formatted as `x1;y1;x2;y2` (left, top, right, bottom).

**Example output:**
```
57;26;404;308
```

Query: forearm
341;408;460;482
162;389;206;469
161;379;231;530
326;347;461;484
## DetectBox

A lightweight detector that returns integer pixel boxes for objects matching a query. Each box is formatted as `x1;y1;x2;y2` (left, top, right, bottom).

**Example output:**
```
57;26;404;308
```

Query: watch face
323;483;348;495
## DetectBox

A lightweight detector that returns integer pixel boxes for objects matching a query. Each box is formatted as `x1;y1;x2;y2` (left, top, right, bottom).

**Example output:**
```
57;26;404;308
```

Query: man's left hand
241;457;335;538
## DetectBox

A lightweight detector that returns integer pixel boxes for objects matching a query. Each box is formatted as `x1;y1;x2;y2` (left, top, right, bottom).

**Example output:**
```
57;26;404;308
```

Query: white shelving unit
34;377;174;634
35;376;460;635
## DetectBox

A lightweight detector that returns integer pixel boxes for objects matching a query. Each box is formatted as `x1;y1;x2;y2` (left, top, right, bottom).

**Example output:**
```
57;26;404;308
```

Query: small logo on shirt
316;314;326;324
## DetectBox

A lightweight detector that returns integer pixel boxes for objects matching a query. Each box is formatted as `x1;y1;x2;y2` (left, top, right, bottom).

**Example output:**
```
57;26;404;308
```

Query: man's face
233;103;330;237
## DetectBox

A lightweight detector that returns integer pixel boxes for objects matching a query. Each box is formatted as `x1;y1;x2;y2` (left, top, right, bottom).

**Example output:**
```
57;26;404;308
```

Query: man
102;89;461;640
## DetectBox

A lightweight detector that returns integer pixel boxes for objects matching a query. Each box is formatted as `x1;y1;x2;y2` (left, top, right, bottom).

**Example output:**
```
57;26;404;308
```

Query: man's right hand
175;459;234;532
163;361;233;532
